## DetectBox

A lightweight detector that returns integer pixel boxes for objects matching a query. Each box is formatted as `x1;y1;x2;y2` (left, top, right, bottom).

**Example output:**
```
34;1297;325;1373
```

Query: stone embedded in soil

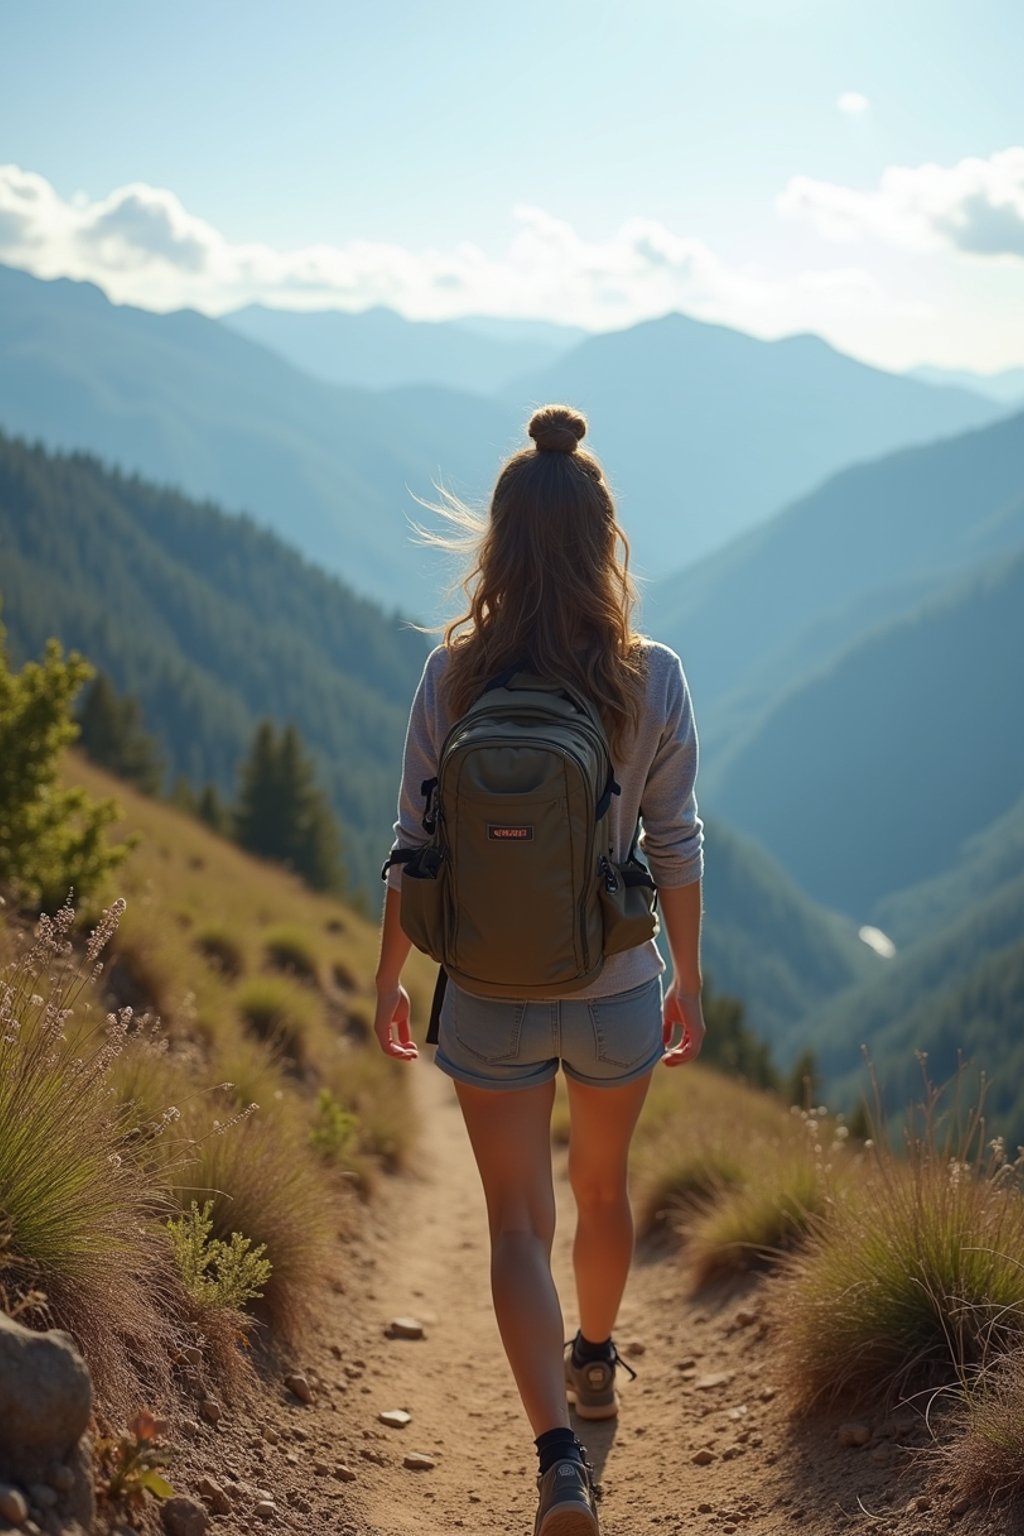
254;1500;277;1519
694;1372;732;1391
691;1448;716;1465
335;1466;357;1482
161;1495;210;1536
759;1385;778;1402
386;1317;425;1340
625;1341;646;1357
198;1399;221;1426
0;1485;29;1525
379;1409;412;1429
838;1422;872;1448
261;1425;279;1444
197;1477;231;1516
284;1373;313;1404
734;1309;758;1328
403;1452;436;1471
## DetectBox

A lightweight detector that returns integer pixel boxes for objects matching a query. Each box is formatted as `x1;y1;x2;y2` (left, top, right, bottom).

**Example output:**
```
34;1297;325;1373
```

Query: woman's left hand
374;983;419;1061
661;982;705;1067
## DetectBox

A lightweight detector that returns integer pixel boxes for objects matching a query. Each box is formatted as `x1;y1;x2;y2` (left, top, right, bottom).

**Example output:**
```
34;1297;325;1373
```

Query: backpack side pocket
399;846;449;964
598;856;659;957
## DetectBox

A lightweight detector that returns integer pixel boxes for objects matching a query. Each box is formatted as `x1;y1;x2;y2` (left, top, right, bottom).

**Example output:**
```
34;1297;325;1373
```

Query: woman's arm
658;878;705;1066
373;885;418;1060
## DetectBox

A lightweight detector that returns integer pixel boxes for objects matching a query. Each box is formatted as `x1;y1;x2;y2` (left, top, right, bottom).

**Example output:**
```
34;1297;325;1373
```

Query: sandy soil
165;1057;1024;1536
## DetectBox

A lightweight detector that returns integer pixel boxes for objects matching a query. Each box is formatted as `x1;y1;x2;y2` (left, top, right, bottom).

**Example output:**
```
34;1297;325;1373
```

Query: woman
374;404;706;1536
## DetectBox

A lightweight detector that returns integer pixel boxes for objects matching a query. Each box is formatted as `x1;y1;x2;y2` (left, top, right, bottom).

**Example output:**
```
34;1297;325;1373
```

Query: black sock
571;1329;613;1367
535;1427;583;1475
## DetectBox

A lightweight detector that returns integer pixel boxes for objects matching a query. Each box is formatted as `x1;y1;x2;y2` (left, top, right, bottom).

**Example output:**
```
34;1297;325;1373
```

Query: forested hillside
708;547;1024;917
700;817;878;1044
0;430;426;889
814;876;1024;1136
0;261;502;610
648;406;1024;762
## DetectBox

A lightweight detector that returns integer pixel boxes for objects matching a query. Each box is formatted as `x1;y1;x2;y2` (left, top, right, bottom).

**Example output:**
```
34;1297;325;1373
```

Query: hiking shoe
533;1455;599;1536
564;1337;637;1420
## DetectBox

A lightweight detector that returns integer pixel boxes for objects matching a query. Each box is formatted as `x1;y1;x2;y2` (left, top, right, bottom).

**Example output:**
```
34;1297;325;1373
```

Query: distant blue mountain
0;263;1004;612
221;303;581;394
910;363;1024;406
506;312;1002;571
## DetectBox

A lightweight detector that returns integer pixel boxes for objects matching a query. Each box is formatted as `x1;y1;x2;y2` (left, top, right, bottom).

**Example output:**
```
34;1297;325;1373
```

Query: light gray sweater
387;639;704;998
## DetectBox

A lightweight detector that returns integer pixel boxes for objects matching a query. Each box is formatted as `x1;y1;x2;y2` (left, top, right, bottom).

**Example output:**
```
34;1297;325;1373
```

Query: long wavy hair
429;404;646;757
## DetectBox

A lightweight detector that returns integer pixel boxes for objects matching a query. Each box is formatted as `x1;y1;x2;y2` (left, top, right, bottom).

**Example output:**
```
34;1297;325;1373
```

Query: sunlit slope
57;747;436;1159
0;429;426;889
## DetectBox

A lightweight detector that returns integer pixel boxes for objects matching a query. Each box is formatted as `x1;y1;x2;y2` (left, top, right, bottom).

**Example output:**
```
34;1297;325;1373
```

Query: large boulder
0;1311;94;1531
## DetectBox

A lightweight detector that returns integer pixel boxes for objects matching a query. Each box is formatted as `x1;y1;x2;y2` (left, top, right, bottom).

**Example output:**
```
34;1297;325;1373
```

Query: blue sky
3;0;1023;370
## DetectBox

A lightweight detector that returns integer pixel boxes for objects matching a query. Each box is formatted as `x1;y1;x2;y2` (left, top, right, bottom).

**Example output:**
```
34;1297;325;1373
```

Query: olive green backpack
383;668;658;1041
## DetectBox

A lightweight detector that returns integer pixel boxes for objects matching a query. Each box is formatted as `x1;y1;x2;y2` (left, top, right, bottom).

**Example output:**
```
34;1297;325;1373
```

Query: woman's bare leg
453;1076;568;1435
565;1071;653;1342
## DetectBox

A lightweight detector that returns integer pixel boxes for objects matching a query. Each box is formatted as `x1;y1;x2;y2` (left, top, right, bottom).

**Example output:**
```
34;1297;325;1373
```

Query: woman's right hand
662;981;705;1067
373;982;418;1061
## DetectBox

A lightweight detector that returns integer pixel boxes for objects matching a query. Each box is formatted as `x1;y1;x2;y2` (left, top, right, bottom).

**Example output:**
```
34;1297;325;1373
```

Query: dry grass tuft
687;1153;830;1287
0;899;186;1415
942;1348;1024;1505
263;925;320;984
236;976;315;1067
776;1076;1024;1414
194;922;247;979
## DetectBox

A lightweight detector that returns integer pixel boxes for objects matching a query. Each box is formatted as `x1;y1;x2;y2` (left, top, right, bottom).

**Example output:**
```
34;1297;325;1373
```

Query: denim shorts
435;975;665;1092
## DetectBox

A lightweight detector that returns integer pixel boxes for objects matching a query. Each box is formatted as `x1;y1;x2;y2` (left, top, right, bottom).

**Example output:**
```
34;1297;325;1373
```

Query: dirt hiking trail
172;1057;1021;1536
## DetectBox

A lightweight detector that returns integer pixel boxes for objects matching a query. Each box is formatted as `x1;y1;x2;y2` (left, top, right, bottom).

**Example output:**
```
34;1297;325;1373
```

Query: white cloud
779;146;1024;259
0;161;1011;371
0;163;768;328
837;91;870;115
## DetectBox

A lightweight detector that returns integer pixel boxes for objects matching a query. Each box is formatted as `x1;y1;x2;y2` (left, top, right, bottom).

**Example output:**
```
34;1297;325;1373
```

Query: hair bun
528;404;587;455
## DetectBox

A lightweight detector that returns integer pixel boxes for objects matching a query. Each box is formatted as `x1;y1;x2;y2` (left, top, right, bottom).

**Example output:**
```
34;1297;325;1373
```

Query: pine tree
785;1047;821;1110
77;672;164;795
197;782;229;836
234;721;343;892
234;721;284;861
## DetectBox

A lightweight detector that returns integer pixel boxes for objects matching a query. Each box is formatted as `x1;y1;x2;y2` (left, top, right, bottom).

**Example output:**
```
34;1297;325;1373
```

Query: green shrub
195;923;247;979
263;925;319;984
167;1199;272;1310
0;623;135;909
310;1089;359;1163
172;1112;334;1339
